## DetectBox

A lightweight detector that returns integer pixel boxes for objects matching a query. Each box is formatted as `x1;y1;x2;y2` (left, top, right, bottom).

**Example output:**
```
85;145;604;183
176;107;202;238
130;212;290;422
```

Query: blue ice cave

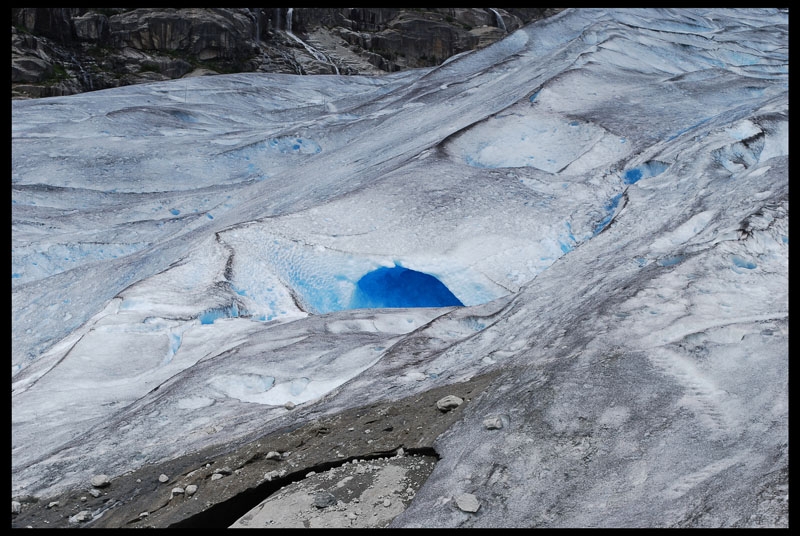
349;266;463;309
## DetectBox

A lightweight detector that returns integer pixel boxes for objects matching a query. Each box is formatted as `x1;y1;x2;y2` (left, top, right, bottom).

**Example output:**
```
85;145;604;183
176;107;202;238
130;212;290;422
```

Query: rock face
11;8;563;100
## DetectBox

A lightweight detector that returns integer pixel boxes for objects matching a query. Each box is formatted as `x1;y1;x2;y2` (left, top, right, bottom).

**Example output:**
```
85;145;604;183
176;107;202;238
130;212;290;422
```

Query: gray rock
483;415;504;430
264;469;286;481
265;451;282;460
73;12;109;42
69;510;93;523
10;8;557;100
455;493;480;513
185;484;198;496
313;491;337;509
436;395;464;412
90;474;111;488
11;57;54;83
12;501;21;514
158;474;169;483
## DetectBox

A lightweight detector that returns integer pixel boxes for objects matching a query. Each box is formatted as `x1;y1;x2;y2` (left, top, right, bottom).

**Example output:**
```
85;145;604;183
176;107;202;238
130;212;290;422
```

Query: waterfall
273;8;282;31
70;54;93;91
489;8;507;33
249;8;261;43
283;7;340;75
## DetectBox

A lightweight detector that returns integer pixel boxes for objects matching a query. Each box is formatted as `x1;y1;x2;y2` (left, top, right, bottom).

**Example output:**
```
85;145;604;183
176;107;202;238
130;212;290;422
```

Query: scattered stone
455;493;480;513
264;469;286;481
396;447;405;458
70;510;93;523
12;501;21;514
284;401;296;410
158;474;169;483
383;498;392;507
47;501;59;509
80;496;87;502
139;512;149;518
211;473;223;481
306;471;316;478
88;489;102;498
186;485;198;496
313;492;337;509
436;395;464;412
214;467;233;476
171;487;185;498
91;474;111;488
483;415;504;430
265;451;282;460
336;476;354;488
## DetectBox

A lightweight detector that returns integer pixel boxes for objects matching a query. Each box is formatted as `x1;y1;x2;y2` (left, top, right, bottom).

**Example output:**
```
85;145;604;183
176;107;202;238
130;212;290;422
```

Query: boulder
73;13;110;42
11;57;54;83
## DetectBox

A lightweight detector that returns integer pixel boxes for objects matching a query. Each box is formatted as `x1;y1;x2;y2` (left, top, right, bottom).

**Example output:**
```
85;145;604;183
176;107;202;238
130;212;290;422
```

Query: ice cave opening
348;265;464;309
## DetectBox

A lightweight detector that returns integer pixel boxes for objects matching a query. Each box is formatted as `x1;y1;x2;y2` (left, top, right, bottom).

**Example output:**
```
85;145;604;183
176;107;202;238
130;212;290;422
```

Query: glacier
11;8;787;528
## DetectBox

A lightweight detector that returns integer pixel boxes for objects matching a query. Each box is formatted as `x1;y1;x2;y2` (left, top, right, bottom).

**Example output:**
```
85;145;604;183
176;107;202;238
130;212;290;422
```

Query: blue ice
169;333;182;354
622;160;670;184
558;222;577;253
657;255;684;267
289;377;310;396
349;265;463;309
170;110;197;123
267;137;322;155
592;193;623;236
667;118;710;141
198;303;241;325
731;255;757;270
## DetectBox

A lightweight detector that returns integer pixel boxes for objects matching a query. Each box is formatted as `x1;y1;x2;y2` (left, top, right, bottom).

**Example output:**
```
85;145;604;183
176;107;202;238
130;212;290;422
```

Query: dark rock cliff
11;8;563;100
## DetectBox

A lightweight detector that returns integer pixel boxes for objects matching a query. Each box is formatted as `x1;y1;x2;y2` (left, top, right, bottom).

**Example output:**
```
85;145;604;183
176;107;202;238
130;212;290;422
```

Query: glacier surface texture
11;8;788;528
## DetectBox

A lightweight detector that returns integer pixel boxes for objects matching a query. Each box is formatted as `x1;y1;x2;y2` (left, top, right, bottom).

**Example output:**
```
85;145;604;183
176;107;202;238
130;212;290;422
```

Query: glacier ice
11;7;787;528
